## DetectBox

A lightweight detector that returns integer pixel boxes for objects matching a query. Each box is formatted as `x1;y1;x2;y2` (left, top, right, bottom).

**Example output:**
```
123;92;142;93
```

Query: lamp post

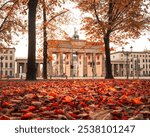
0;56;4;80
122;46;133;79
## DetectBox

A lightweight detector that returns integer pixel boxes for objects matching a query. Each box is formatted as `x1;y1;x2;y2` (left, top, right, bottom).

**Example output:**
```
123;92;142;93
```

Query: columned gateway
48;40;104;77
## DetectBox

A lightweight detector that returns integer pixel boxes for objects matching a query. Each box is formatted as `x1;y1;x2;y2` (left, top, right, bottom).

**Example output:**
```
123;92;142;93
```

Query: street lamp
122;46;133;79
0;56;4;80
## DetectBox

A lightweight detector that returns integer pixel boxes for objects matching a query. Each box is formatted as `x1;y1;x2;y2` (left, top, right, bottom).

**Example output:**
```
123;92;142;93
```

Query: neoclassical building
0;47;15;78
110;50;150;78
47;39;104;77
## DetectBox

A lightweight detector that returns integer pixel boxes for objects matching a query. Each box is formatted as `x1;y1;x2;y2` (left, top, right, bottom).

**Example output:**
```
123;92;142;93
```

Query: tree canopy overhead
76;0;150;44
74;0;150;78
0;0;26;47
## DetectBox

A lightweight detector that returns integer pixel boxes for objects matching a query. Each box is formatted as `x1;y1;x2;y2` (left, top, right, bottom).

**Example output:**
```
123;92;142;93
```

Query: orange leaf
63;96;72;103
48;91;58;98
132;98;143;105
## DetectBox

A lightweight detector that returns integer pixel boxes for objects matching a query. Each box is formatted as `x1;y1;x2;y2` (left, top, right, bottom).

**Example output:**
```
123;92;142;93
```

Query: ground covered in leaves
0;79;150;120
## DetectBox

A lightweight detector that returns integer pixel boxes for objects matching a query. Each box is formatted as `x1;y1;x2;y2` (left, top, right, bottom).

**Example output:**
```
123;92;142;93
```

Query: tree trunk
104;32;113;79
43;1;48;79
26;0;38;80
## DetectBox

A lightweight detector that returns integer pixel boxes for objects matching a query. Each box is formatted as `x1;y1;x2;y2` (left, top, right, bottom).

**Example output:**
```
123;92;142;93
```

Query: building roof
111;51;150;55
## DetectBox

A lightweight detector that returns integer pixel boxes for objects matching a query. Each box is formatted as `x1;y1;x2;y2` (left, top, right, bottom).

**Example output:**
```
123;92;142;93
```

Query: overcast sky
15;2;150;58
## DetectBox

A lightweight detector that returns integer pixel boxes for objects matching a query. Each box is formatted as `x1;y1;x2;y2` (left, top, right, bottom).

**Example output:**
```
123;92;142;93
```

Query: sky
15;2;150;58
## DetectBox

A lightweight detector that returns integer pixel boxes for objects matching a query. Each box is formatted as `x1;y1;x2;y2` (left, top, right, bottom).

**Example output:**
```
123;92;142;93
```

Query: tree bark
104;32;113;79
43;1;48;79
26;0;38;80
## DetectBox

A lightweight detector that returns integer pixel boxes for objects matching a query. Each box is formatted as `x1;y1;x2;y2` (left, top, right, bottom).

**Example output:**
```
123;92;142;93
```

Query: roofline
111;51;150;55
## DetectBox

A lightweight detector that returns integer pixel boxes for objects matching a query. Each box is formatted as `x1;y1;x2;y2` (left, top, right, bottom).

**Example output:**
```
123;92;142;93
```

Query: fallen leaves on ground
0;79;150;120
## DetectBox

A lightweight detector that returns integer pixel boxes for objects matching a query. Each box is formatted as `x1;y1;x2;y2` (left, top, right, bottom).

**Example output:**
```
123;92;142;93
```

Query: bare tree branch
0;0;18;32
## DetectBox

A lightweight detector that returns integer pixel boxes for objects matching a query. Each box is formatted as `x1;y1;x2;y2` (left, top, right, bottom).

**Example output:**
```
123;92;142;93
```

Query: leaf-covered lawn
0;79;150;120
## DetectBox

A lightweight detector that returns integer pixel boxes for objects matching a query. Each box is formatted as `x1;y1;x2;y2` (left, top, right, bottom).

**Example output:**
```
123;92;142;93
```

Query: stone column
17;62;20;77
95;53;102;77
60;52;63;75
70;52;73;77
92;53;96;77
112;64;114;76
48;52;53;77
78;53;83;77
65;53;71;77
83;52;87;77
86;53;93;77
118;64;121;77
37;63;41;77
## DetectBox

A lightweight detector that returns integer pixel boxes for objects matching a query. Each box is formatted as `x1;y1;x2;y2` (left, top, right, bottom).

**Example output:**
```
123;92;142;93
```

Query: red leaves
21;112;34;120
2;102;11;107
0;115;10;120
55;109;64;115
27;106;36;111
0;80;149;120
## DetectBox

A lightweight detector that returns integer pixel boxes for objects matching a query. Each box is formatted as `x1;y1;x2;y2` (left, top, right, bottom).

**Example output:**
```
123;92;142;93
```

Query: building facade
0;48;15;78
110;50;150;78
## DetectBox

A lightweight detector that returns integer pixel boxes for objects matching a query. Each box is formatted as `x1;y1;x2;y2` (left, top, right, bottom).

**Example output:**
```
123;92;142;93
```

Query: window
97;55;99;60
143;59;145;62
10;51;13;54
143;64;145;68
5;70;7;76
10;63;12;68
10;56;12;60
5;56;8;60
5;63;8;68
10;71;12;76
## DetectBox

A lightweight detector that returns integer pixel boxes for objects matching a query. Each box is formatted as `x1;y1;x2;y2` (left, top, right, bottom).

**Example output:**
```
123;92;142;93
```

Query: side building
110;50;150;78
0;47;16;78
